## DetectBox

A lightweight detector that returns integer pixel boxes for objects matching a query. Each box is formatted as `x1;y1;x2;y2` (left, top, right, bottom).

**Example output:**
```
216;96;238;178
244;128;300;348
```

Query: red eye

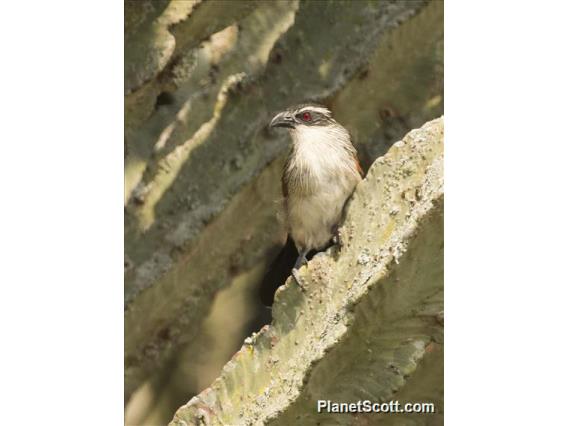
302;112;312;121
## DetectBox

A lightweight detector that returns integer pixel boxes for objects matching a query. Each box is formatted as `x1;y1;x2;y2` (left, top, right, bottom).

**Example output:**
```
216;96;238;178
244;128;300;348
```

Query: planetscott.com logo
317;400;436;414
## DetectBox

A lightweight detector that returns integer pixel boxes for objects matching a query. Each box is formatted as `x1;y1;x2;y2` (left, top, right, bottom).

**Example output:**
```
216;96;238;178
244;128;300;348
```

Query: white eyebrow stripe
296;106;331;115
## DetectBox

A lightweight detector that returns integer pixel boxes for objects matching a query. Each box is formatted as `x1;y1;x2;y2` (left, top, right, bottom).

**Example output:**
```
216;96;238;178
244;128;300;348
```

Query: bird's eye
301;112;312;122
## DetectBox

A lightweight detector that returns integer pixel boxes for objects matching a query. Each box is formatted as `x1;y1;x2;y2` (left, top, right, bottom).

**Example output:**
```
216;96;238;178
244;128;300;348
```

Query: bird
269;103;363;289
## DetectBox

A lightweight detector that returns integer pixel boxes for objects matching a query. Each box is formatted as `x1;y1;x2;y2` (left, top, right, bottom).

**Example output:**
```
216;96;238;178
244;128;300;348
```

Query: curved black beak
270;111;295;129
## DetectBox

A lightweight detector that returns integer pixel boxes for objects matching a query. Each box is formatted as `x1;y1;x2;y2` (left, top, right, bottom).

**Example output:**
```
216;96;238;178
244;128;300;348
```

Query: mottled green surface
170;118;444;426
124;0;443;404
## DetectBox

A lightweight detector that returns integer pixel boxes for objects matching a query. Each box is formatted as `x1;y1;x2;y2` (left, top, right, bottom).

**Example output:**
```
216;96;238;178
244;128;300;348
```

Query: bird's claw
332;234;339;246
331;225;342;247
292;268;306;292
293;253;308;270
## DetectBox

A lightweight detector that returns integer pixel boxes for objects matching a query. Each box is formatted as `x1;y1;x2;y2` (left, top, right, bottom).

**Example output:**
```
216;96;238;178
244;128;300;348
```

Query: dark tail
259;236;298;306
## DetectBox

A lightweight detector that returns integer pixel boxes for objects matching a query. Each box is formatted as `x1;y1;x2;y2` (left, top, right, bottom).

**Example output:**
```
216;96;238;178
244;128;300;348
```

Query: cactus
169;117;443;426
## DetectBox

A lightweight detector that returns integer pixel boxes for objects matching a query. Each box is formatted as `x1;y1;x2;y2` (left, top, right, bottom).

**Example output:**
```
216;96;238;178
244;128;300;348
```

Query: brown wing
344;129;363;178
354;154;364;177
281;154;291;198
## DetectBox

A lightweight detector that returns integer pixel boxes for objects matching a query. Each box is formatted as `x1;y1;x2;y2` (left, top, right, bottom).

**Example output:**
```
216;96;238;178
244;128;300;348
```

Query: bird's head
269;103;335;131
270;103;360;177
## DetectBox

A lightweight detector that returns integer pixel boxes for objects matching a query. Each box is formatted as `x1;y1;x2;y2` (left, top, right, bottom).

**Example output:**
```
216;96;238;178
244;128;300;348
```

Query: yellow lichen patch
318;58;331;79
125;156;149;205
424;94;442;111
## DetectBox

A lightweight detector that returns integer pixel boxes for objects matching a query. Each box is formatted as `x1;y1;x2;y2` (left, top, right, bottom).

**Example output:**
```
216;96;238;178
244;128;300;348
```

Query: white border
0;1;123;424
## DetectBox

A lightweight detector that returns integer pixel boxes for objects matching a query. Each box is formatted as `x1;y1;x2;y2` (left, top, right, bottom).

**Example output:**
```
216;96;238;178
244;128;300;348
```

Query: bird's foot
332;233;339;246
291;249;309;291
331;225;342;247
292;268;306;292
293;251;308;270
